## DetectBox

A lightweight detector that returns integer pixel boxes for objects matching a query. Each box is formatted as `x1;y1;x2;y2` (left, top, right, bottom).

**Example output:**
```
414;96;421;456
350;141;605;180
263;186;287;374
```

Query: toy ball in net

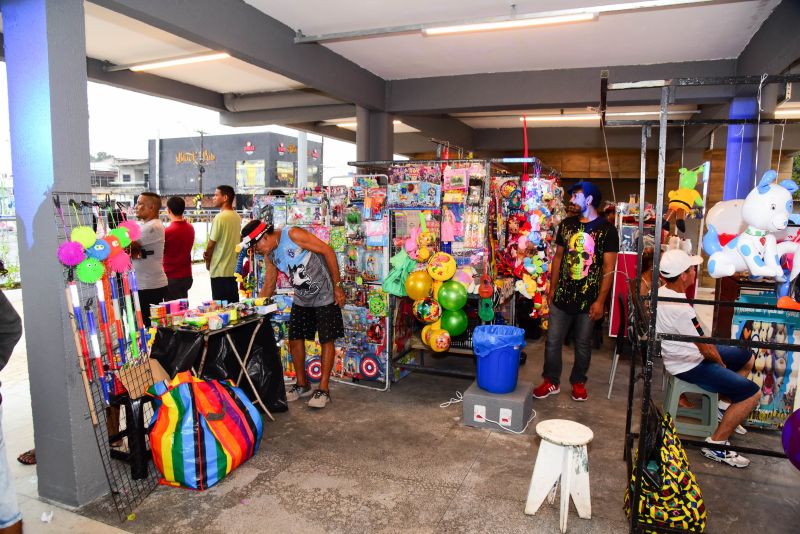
441;309;468;337
412;297;442;324
76;257;105;284
57;241;86;267
430;329;451;353
71;226;97;249
438;280;468;311
85;239;111;261
782;409;800;472
421;319;441;346
118;220;141;241
405;270;433;300
109;227;132;248
427;252;457;281
103;235;123;257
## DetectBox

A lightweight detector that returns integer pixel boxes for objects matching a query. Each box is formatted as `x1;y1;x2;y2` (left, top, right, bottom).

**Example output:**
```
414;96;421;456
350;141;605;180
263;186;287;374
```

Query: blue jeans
676;346;758;403
543;303;594;385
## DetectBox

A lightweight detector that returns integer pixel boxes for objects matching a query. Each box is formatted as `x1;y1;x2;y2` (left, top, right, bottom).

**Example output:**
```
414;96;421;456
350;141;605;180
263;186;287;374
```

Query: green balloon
438;280;468;310
441;309;468;337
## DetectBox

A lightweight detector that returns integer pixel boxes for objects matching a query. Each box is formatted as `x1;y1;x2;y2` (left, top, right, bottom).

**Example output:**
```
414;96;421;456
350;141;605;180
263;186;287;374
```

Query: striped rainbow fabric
147;371;263;490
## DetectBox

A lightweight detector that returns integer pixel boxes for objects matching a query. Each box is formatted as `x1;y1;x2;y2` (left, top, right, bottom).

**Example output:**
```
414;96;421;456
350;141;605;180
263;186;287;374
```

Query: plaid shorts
288;303;344;344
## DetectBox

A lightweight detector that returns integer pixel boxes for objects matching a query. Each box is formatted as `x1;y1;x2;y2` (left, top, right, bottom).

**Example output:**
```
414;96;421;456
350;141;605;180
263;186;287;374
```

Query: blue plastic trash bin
473;325;526;394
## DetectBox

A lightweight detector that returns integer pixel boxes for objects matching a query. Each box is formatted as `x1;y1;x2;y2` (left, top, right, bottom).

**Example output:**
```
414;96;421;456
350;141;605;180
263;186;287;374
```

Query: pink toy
107;251;132;273
57;241;86;267
118;220;141;241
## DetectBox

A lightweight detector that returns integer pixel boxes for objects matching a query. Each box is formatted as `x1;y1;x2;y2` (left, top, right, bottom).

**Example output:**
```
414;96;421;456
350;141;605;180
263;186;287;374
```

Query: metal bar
657;332;800;352
636;126;647;283
605;118;800;127
607;73;800;90
657;295;794;309
600;70;609;124
391;360;476;379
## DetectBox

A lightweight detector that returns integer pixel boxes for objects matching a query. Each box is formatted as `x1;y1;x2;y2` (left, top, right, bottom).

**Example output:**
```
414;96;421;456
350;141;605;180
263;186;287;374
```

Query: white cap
659;249;703;278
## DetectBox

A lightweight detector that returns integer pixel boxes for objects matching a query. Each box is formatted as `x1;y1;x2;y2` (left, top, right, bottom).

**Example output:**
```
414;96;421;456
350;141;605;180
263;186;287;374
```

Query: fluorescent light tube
129;52;230;72
519;114;599;122
424;13;597;35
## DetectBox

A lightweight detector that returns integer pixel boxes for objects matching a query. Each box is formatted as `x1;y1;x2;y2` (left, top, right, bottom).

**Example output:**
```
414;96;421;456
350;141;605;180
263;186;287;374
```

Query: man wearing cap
239;220;345;409
534;181;619;401
657;248;759;468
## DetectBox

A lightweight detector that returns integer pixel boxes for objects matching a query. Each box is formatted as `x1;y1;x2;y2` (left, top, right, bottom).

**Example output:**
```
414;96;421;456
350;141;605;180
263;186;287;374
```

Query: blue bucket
473;325;525;394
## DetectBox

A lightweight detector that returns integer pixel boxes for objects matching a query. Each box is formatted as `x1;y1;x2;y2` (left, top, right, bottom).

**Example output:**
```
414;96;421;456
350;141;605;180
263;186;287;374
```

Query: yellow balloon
405;270;433;300
430;329;451;352
421;320;441;345
427;252;457;281
432;279;443;300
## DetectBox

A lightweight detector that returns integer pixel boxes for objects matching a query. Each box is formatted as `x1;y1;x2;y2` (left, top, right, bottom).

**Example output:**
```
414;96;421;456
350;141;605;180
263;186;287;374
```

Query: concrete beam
387;60;737;114
287;122;357;144
219;104;355;127
473;126;685;152
90;0;386;109
223;90;343;112
396;115;474;150
737;1;800;77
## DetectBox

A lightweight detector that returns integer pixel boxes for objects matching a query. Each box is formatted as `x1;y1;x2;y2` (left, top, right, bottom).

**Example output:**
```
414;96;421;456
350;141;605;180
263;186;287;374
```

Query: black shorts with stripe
288;302;344;344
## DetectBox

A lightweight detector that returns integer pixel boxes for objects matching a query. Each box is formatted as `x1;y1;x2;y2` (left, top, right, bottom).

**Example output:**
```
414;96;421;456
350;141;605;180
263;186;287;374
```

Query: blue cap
567;181;602;208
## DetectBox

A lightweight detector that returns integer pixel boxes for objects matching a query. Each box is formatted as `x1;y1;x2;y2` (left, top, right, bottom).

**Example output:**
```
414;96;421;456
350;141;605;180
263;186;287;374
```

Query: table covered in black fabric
150;315;288;415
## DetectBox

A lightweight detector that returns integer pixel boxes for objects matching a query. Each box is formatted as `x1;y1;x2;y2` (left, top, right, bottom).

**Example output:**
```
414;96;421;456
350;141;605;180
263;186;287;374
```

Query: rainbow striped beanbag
147;371;263;490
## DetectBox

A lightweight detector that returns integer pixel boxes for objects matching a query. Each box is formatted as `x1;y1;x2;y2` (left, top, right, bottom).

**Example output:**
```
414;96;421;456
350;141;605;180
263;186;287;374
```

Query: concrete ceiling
3;0;799;157
252;0;780;79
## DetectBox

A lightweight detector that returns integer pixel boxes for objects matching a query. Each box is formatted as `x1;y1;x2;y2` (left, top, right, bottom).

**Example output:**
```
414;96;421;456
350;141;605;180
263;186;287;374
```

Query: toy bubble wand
84;304;109;404
65;284;98;425
108;274;128;365
95;280;118;371
128;270;149;356
68;281;93;381
121;273;140;361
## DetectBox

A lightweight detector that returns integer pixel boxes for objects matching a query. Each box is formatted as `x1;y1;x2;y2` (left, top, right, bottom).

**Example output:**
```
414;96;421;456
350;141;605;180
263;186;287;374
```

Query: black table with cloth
149;315;288;416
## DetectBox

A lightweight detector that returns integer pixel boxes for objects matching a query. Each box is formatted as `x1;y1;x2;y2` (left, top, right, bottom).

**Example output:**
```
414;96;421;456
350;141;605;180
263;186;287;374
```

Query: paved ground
2;272;798;533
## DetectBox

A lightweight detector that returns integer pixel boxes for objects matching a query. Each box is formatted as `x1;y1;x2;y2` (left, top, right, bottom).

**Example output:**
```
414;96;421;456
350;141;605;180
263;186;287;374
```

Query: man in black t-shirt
534;181;619;402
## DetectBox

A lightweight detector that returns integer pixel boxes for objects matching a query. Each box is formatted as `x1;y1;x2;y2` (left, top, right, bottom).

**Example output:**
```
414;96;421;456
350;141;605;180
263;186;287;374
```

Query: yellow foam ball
427;252;457;281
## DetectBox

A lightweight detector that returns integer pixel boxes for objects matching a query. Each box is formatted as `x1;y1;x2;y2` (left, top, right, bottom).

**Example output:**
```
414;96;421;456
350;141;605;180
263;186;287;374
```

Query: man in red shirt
163;196;195;300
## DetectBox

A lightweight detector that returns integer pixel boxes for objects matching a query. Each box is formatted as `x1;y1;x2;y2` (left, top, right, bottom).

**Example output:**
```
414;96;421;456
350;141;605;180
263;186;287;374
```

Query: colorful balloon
412;297;442;324
438;280;468;310
405;270;433;300
440;309;468;337
427;252;457;281
430;329;451;352
782;409;800;472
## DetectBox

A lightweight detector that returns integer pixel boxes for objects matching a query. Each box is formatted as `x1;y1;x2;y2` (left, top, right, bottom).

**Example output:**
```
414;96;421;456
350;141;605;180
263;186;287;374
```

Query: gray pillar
2;0;106;506
755;83;778;179
356;106;371;162
297;131;308;187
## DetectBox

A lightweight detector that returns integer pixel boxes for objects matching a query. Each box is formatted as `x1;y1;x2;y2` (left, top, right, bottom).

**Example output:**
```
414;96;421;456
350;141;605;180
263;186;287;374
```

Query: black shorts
288;303;344;344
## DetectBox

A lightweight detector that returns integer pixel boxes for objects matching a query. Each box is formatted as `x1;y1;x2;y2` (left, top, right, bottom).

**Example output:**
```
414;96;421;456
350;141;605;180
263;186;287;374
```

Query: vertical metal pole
198;130;205;198
631;85;670;534
636;126;647;281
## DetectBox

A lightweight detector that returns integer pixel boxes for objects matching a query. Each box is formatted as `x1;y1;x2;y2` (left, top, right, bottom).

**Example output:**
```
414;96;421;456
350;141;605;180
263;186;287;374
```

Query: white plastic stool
524;419;593;533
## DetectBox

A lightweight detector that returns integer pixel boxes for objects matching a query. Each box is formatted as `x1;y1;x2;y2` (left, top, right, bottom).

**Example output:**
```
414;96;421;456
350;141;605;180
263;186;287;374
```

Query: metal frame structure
601;72;800;533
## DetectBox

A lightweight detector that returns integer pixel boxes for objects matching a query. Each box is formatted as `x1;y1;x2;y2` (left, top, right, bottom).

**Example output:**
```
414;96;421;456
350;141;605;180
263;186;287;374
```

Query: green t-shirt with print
209;209;241;278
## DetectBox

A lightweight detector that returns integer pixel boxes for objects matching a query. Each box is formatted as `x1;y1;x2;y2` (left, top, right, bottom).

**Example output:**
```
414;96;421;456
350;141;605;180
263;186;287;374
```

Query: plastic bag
472;325;525;358
147;372;263;490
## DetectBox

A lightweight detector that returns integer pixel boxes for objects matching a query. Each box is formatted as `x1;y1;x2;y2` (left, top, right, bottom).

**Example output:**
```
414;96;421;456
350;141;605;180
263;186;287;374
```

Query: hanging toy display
109;227;132;249
663;164;706;234
57;241;86;267
405;270;433;300
76;257;105;284
704;170;800;282
85;239;111;261
413;297;442;324
429;328;451;353
427;252;457;281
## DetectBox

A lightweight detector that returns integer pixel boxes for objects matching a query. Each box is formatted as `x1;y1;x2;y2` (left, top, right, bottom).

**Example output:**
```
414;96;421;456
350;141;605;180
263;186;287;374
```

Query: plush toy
704;170;799;281
664;165;704;234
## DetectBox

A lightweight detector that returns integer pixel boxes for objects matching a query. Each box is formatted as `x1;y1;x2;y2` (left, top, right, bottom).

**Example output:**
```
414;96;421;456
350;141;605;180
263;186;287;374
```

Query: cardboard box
116;359;170;399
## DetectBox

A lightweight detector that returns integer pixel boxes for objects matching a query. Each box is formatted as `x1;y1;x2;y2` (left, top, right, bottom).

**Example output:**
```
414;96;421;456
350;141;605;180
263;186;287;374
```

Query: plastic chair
663;374;718;438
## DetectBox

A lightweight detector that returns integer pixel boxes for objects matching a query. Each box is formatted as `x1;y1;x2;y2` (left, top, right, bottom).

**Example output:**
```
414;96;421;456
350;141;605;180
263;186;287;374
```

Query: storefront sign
277;143;286;155
175;149;216;165
311;148;319;159
244;141;255;156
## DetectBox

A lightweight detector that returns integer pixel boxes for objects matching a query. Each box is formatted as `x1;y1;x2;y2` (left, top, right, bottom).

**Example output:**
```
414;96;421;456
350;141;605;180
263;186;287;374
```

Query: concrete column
722;98;757;200
356;106;371;162
297;131;308;187
2;0;106;505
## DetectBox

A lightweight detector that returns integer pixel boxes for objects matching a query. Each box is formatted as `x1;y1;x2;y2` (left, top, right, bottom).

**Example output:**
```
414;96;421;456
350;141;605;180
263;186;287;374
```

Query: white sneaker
286;383;313;402
307;389;331;409
701;438;750;468
717;407;747;435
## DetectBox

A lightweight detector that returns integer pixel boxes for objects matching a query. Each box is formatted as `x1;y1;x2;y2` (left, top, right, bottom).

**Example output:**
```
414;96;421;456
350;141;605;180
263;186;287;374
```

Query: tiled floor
2;273;799;533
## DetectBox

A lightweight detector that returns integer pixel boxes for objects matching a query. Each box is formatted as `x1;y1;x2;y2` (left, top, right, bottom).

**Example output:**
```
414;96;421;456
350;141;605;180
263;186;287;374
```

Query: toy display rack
51;192;159;522
348;158;552;380
600;72;800;534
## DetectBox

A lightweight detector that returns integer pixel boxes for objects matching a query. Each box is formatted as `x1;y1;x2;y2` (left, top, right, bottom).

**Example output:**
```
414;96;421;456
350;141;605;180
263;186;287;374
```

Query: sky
0;62;359;184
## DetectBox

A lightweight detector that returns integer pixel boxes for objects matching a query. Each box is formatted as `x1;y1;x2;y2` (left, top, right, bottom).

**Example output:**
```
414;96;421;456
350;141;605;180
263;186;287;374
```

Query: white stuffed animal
703;170;799;281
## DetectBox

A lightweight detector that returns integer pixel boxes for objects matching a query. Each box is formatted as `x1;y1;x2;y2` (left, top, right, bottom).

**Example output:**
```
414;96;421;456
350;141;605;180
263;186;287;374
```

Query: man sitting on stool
656;249;760;468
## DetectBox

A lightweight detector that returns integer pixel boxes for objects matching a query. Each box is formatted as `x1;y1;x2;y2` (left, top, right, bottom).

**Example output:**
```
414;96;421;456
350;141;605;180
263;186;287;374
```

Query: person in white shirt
656;249;760;468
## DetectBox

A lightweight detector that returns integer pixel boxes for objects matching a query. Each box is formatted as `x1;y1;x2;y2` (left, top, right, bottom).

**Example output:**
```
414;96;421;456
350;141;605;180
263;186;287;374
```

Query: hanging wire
735;125;746;199
681;125;685;168
752;73;769;186
600;119;618;204
777;118;787;175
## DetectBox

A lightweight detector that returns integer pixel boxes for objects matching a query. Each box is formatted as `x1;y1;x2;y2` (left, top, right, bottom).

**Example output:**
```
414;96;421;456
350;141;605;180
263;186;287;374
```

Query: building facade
148;132;323;198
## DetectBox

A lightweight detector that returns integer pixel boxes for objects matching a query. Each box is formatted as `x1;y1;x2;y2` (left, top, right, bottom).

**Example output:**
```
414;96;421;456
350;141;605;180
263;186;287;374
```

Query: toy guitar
478;297;495;322
479;262;493;299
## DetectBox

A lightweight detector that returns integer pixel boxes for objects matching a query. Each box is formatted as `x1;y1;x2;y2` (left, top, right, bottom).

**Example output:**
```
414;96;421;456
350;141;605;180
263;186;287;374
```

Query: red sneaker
571;382;588;402
533;379;560;399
